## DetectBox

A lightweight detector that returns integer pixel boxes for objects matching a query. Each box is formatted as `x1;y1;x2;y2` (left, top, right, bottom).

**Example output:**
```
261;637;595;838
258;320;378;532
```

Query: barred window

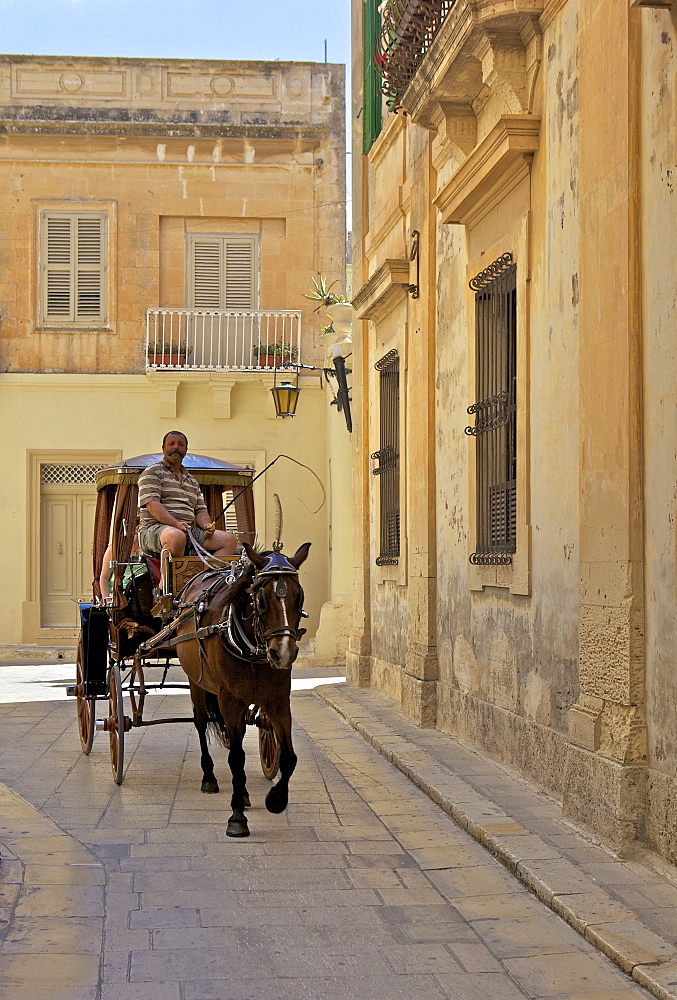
40;211;107;325
372;349;400;565
466;253;517;566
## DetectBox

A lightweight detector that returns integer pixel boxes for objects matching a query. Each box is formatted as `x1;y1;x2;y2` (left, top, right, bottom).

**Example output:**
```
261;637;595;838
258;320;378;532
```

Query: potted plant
253;342;299;368
147;343;193;367
303;275;347;312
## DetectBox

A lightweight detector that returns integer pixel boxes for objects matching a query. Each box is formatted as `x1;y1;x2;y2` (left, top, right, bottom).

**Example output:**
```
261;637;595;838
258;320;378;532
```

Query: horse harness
140;555;307;679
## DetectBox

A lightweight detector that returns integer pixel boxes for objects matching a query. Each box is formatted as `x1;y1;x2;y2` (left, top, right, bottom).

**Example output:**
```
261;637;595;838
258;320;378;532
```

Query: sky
0;0;353;217
0;0;350;66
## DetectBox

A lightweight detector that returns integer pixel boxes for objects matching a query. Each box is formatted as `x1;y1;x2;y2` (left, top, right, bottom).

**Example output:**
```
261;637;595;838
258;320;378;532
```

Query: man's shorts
138;522;205;556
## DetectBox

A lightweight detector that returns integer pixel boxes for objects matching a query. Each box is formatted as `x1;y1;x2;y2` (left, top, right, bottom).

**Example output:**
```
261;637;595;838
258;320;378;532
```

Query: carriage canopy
92;453;255;598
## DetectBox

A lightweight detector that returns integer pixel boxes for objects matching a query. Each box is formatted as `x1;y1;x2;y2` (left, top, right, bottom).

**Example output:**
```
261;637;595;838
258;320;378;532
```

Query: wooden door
41;487;98;627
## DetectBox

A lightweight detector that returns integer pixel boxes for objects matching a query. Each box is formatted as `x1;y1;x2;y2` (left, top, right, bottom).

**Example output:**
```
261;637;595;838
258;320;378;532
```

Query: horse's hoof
226;814;250;838
243;791;251;808
201;778;219;794
265;785;288;814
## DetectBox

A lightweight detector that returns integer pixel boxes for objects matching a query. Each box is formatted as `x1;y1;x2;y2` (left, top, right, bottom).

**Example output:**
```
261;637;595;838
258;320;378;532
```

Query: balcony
145;308;301;372
374;0;456;111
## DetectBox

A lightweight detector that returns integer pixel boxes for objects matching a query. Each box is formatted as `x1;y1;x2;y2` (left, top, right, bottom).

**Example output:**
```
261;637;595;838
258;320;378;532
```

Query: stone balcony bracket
145;369;321;421
352;258;412;324
400;1;545;151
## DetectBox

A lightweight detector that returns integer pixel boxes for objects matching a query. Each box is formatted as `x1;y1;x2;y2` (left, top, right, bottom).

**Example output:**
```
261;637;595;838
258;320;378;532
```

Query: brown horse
174;541;310;837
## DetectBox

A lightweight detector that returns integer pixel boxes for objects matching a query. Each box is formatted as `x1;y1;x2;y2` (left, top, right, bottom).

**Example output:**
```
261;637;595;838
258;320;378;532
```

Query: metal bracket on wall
408;230;420;299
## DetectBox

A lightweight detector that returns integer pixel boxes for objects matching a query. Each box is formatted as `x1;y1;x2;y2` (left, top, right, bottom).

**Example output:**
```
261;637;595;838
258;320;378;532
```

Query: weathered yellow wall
352;0;677;857
0;55;346;648
1;373;328;644
639;9;677;859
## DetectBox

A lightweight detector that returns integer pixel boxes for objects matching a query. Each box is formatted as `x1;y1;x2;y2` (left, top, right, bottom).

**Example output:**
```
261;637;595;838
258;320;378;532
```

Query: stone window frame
466;221;531;596
35;201;117;332
186;232;260;311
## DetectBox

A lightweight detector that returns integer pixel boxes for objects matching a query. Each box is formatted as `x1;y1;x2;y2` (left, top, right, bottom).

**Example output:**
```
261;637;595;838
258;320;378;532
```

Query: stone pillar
313;314;356;664
345;304;372;686
401;141;438;727
565;0;646;851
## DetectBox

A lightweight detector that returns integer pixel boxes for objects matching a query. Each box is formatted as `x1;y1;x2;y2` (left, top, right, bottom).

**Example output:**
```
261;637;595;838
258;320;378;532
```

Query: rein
138;554;306;669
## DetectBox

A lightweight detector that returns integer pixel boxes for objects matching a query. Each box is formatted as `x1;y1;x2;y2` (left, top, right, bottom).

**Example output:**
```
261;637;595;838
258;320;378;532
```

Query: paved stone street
0;662;672;1000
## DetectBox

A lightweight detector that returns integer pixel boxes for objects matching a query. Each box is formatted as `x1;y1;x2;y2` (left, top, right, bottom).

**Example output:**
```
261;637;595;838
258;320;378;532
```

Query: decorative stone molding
352;258;412;323
434;114;540;227
539;0;570;32
402;1;545;131
210;374;239;420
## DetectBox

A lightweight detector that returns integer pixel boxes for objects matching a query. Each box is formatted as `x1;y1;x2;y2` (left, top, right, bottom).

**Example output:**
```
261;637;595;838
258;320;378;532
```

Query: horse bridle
249;553;307;647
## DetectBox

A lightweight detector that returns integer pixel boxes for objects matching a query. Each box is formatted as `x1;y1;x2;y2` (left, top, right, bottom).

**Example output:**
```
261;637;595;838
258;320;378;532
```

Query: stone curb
0;782;105;995
0;644;75;661
316;684;677;1000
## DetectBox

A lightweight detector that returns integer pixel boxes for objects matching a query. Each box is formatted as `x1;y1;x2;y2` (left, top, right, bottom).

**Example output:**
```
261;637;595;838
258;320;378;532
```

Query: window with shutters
39;211;107;326
372;349;400;566
465;253;517;565
187;234;258;310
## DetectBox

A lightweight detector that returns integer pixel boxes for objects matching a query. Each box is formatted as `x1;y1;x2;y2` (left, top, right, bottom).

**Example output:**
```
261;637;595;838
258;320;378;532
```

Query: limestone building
0;55;346;648
350;0;677;860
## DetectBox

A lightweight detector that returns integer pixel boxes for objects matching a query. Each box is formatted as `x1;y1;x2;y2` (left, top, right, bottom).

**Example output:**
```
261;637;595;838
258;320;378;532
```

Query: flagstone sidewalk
316;683;677;1000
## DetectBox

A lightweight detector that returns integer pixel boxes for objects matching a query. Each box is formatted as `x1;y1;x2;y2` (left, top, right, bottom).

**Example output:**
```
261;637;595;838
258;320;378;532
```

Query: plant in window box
147;343;193;367
253;343;299;368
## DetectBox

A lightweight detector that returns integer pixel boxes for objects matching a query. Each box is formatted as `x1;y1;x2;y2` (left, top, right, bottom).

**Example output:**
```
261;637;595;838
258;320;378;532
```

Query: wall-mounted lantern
271;357;352;432
270;365;301;417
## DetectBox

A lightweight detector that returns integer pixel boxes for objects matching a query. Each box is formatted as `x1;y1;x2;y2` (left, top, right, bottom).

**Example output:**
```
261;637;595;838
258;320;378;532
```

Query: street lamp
270;365;301;417
270;357;352;432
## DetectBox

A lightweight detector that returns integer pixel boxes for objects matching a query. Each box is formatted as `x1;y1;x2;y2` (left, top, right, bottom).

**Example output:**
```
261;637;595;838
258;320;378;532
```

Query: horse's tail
204;691;229;748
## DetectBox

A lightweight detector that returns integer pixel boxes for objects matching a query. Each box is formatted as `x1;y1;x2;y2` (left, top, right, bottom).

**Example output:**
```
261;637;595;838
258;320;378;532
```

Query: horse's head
243;542;311;670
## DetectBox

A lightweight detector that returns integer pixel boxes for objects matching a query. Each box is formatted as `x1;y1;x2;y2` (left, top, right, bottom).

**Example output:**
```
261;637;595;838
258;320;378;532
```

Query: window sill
34;325;113;334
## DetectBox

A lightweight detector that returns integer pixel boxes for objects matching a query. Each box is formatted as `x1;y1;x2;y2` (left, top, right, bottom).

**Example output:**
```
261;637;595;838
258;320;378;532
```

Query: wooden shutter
42;212;106;324
75;216;104;320
225;239;256;310
45;216;72;319
188;234;258;310
191;238;223;309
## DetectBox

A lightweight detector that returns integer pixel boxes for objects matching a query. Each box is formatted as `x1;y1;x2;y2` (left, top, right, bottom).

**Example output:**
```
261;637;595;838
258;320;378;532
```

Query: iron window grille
372;349;400;565
466;253;517;566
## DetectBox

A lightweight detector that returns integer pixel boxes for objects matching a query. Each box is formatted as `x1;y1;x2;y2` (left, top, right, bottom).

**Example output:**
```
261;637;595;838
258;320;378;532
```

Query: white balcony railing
145;308;301;371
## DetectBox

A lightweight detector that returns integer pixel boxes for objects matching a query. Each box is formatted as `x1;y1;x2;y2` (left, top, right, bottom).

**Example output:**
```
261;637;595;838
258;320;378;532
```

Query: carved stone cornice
539;0;570;31
434;114;540;227
352;259;411;323
401;1;545;130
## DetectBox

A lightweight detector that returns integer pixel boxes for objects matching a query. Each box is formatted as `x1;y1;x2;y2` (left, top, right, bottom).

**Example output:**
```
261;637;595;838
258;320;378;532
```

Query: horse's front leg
265;702;297;815
220;701;249;837
189;682;219;794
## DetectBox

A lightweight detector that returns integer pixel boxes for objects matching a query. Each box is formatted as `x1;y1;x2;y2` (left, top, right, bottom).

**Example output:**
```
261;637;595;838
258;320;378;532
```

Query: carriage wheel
258;715;281;780
107;662;126;785
75;641;95;755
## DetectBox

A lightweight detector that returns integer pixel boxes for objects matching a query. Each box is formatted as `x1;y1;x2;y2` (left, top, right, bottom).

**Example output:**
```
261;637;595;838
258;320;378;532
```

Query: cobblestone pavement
0;666;669;1000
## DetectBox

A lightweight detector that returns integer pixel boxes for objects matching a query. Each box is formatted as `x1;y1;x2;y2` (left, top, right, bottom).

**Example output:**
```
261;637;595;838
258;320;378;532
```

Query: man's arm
194;508;215;538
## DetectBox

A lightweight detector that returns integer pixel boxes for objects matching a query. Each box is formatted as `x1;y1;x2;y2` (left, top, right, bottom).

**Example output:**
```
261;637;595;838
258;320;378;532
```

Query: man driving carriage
138;431;237;559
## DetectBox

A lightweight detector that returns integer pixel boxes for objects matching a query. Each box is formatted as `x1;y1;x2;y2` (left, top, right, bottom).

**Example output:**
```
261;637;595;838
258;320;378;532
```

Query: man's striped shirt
138;460;207;527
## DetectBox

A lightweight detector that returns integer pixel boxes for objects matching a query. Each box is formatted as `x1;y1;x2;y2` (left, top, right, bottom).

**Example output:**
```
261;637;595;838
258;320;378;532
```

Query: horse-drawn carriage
68;451;310;837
